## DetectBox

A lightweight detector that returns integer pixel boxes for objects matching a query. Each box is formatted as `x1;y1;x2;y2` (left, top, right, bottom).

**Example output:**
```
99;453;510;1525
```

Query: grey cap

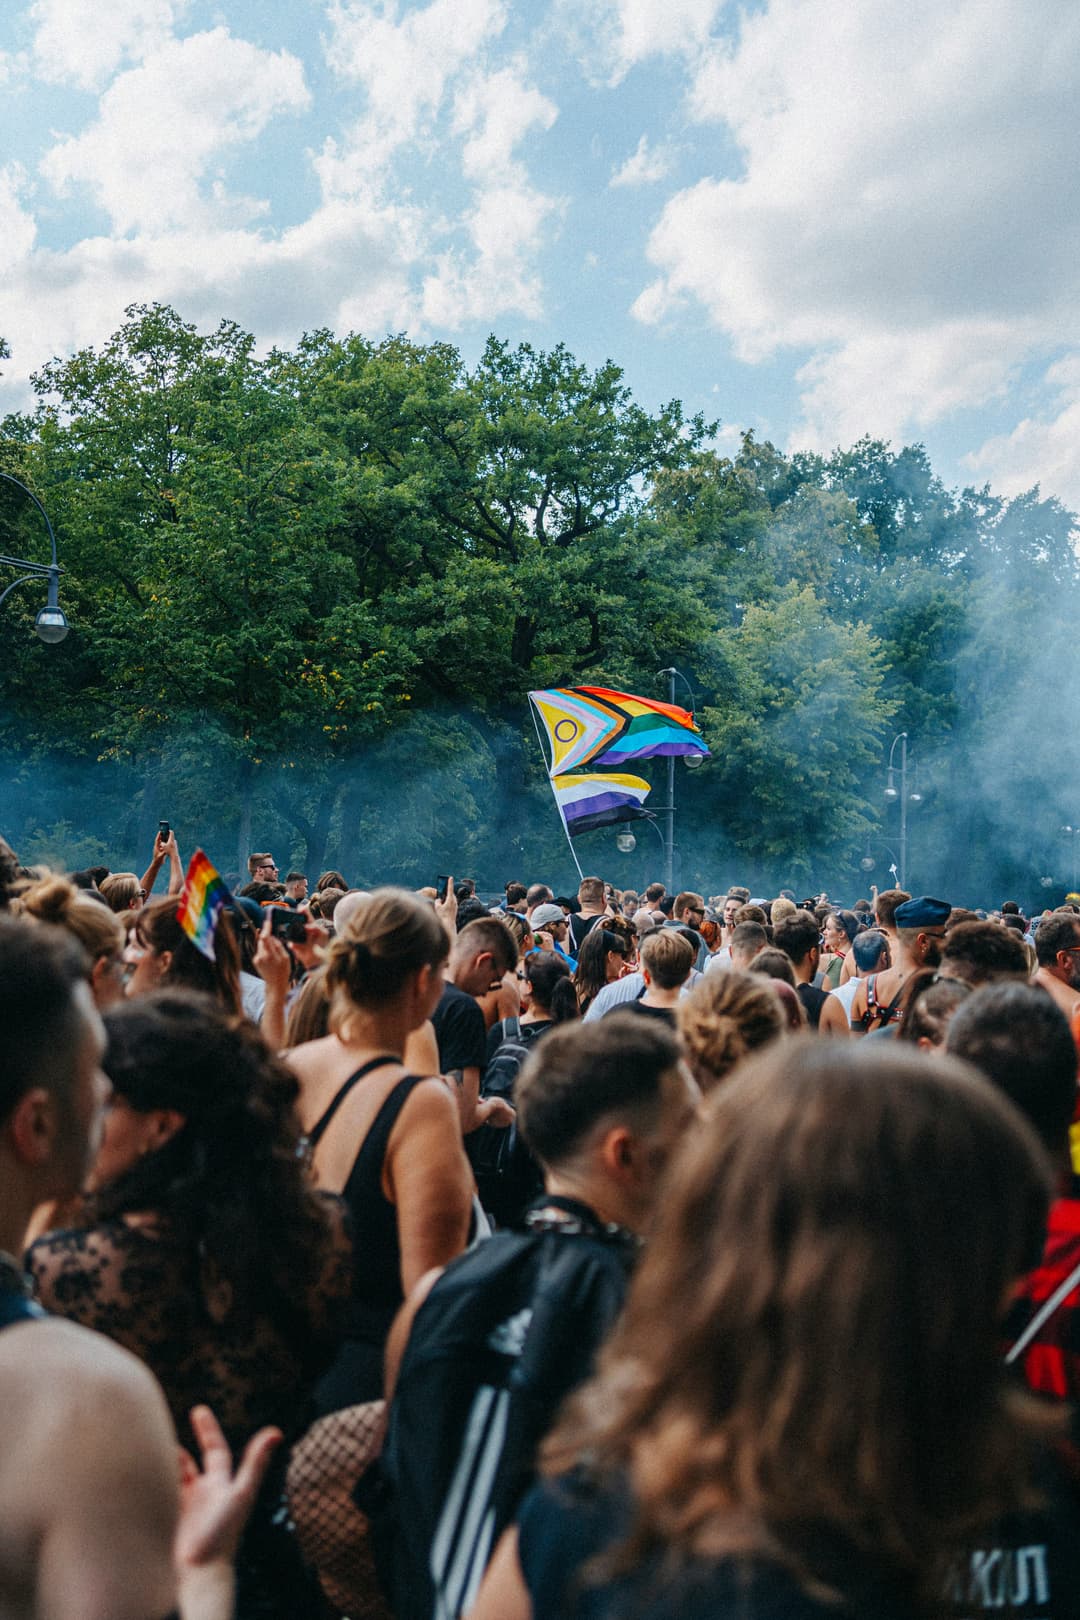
530;903;566;930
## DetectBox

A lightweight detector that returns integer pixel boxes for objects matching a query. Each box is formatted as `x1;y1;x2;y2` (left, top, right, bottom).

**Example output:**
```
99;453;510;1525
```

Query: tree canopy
1;304;1076;904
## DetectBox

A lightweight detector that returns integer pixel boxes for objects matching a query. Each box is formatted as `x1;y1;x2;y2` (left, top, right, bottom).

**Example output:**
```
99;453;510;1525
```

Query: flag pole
530;696;585;884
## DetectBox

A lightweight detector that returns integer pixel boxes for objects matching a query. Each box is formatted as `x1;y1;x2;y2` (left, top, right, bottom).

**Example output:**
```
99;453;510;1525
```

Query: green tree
698;586;896;877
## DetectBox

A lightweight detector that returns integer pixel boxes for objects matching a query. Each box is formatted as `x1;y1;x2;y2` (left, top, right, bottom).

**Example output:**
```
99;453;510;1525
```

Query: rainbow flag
176;849;232;961
551;773;653;838
530;686;708;777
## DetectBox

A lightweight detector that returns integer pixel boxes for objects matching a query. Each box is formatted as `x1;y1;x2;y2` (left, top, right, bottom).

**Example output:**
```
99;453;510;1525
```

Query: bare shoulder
284;1033;340;1080
398;1075;462;1130
0;1315;175;1463
0;1319;178;1615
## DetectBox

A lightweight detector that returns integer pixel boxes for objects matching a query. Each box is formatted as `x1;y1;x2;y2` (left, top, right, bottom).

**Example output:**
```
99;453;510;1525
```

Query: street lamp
0;472;68;643
884;732;921;890
655;666;706;894
615;829;637;854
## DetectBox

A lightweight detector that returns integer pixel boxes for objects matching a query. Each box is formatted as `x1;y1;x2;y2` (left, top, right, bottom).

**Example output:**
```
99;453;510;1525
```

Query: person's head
516;1014;699;1231
673;891;706;928
284;964;331;1047
852;927;889;975
454;896;491;931
729;920;768;969
747;946;797;988
520;951;578;1022
505;881;528;912
823;910;860;955
768;895;796;927
15;875;126;1009
92;990;335;1336
939;920;1030;988
526;883;553;913
316;869;347;893
247;852;279;881
1001;901;1021;917
546;1040;1052;1585
722;895;741;927
327;887;449;1032
308;885;345;923
677;970;786;1093
284;871;308;901
577;875;606;912
732;903;767;927
448;916;517;998
529;902;568;943
772;910;820;976
873;887;911;931
573;926;631;1007
896;969;971;1051
947;983;1078;1159
1034;912;1080;986
239;881;280;905
128;898;242;1014
99;872;145;914
0;915;109;1206
726;885;751;905
640;929;694;992
893;895;951;970
644;882;666;907
502;911;534;961
631;907;658;938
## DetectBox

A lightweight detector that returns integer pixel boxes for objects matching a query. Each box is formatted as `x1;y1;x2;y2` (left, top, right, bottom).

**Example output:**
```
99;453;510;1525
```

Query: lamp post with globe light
0;472;69;643
654;667;704;894
883;732;922;890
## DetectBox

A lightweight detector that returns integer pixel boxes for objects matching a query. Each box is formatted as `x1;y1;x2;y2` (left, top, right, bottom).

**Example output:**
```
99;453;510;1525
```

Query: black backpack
465;1020;546;1226
371;1199;637;1620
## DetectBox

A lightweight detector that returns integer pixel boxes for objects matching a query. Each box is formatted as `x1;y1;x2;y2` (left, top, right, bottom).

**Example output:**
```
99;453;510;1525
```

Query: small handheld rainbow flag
176;849;232;961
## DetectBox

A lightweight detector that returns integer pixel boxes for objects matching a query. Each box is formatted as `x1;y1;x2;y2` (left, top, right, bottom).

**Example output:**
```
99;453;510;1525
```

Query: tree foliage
1;306;1077;901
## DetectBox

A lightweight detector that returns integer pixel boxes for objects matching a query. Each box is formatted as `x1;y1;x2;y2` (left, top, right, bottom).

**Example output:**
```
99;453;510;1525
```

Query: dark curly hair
95;990;342;1370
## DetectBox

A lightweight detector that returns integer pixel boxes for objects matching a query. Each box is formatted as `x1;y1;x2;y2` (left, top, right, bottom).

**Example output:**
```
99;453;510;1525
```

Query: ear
146;1108;186;1152
7;1087;59;1168
597;1123;637;1183
158;949;173;975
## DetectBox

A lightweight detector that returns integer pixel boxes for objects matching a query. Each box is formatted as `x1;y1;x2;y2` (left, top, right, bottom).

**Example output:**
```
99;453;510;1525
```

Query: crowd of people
2;825;1080;1620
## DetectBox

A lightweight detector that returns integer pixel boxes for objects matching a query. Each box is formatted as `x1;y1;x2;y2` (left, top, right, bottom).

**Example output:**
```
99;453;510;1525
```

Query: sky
2;0;1079;510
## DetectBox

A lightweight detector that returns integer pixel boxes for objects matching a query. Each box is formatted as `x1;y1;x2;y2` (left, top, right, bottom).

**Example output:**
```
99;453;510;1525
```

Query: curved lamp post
0;472;69;643
654;666;703;893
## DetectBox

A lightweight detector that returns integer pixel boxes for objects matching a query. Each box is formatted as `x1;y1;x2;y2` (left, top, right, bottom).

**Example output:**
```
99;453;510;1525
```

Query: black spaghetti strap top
307;1058;429;1330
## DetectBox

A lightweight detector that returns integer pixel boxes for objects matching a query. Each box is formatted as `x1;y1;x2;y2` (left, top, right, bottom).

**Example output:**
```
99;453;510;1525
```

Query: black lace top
26;1200;352;1452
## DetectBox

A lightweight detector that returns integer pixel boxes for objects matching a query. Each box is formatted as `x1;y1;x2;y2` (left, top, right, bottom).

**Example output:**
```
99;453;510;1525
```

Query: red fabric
1009;1195;1080;1404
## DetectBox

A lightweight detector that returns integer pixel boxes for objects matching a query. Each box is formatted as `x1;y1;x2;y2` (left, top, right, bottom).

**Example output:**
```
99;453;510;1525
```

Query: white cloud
452;61;556;180
634;0;1080;447
610;134;674;187
0;164;37;273
964;355;1080;510
562;0;727;86
320;0;506;184
29;0;187;91
40;28;309;233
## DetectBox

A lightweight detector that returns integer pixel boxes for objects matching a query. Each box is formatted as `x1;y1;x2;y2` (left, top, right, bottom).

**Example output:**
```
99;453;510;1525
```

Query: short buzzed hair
0;916;88;1124
941;921;1029;987
874;888;911;930
1035;912;1080;968
516;1014;680;1167
452;917;517;977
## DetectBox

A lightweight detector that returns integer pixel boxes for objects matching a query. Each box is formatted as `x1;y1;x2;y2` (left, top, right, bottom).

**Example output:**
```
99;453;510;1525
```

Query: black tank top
306;1058;428;1332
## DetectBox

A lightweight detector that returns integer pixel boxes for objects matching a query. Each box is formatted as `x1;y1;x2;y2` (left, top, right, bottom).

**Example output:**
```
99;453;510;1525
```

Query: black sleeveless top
308;1058;427;1407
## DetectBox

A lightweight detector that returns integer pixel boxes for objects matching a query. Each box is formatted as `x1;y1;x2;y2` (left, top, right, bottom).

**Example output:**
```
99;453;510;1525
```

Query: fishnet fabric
287;1400;391;1620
